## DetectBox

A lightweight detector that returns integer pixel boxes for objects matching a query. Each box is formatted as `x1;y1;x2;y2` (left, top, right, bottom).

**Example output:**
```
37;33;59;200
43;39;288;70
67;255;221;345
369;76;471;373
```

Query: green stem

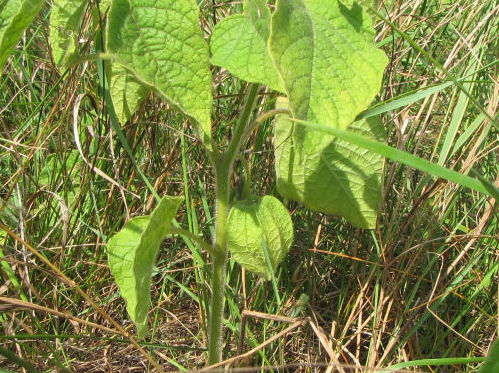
207;84;260;364
207;165;229;365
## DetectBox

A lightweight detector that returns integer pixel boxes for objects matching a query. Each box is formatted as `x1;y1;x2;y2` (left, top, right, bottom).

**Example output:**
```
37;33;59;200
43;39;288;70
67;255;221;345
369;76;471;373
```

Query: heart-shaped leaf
270;0;387;228
106;0;212;142
226;195;293;278
107;196;183;337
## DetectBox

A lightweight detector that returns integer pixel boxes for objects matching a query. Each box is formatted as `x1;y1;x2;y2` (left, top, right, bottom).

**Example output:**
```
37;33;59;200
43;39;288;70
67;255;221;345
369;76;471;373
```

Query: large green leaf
275;97;384;229
106;0;212;142
210;0;284;92
49;0;87;68
269;0;387;130
109;63;149;124
270;0;387;228
226;195;293;278
108;196;183;337
0;0;45;72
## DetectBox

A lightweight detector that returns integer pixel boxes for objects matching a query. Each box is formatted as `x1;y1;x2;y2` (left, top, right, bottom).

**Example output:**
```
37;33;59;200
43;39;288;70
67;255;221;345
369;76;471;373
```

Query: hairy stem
207;84;260;364
207;164;229;364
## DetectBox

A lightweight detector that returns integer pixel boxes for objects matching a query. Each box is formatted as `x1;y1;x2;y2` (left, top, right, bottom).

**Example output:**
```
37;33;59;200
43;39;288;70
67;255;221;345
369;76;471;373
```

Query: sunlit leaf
269;0;387;228
108;196;183;337
275;98;384;228
226;195;293;278
106;0;212;142
269;0;387;130
49;0;87;68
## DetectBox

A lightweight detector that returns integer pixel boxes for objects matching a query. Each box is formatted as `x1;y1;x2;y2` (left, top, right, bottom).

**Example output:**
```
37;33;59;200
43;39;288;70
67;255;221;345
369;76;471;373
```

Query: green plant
97;0;391;364
2;0;497;369
102;0;390;364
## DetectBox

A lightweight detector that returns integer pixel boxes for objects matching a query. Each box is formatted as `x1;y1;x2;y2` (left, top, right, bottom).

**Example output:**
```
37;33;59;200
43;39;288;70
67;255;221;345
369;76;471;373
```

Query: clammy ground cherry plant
2;0;498;368
100;0;388;363
103;0;388;363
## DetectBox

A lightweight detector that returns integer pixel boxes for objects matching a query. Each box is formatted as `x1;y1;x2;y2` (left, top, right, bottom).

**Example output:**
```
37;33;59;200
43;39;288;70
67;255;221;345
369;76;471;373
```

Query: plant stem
207;84;260;364
208;165;229;365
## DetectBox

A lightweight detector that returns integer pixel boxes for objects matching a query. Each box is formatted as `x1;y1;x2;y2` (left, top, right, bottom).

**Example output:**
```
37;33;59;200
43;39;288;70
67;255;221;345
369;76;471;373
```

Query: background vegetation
0;0;497;371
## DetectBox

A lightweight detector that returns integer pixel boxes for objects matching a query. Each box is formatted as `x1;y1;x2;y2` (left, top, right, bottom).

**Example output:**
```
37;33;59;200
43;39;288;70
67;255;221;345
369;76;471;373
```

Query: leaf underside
107;196;182;337
275;98;385;229
106;0;212;141
226;195;293;278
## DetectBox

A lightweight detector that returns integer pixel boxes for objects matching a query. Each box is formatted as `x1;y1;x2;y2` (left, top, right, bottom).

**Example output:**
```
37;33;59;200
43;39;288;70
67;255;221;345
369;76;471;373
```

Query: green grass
0;0;497;371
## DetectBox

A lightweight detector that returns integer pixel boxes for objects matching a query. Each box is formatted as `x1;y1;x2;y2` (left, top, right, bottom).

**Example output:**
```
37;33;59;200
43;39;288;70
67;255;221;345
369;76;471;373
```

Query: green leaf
109;63;149;124
106;0;212;142
211;0;284;92
49;0;87;68
269;1;387;228
226;195;293;278
479;339;499;373
269;0;388;130
107;217;149;332
0;0;45;72
275;97;384;229
107;196;183;337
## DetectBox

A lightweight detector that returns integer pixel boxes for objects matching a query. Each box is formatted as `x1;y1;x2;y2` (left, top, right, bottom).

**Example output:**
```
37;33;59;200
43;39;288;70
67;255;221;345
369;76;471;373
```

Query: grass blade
294;118;499;199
